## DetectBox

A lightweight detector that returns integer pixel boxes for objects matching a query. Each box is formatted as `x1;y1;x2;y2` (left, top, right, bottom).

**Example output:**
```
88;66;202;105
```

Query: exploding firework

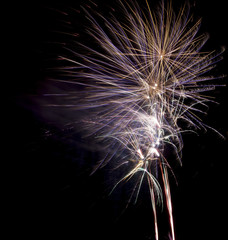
55;0;225;239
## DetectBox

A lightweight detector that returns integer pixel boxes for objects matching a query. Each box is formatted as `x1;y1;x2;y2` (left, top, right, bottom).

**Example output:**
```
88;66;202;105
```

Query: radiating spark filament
149;147;160;157
137;148;144;160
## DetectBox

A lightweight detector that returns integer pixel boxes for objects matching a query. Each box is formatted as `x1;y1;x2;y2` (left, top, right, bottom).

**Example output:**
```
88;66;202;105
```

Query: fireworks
57;0;224;239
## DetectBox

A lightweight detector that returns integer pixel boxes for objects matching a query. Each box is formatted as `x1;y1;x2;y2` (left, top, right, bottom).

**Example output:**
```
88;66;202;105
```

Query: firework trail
56;0;224;239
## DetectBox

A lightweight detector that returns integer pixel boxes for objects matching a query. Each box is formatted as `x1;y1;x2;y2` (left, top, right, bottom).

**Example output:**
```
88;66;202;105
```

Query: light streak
57;0;224;239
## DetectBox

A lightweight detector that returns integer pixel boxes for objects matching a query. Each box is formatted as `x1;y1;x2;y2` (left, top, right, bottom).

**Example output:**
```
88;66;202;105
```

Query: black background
10;0;227;239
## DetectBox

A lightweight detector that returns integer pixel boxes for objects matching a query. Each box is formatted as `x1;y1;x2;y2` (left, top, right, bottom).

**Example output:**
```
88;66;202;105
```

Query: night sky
11;0;227;239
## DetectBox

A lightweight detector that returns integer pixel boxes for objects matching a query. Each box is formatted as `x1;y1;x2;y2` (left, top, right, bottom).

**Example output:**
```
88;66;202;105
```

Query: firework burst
56;0;225;239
